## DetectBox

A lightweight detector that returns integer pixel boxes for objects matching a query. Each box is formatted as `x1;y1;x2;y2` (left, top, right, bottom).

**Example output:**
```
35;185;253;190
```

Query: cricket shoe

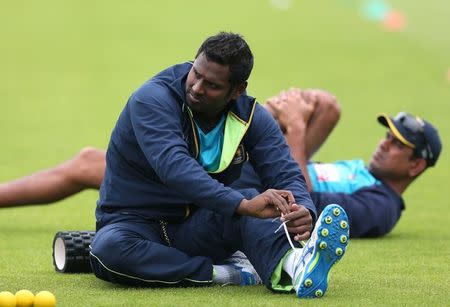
223;251;262;285
293;204;349;298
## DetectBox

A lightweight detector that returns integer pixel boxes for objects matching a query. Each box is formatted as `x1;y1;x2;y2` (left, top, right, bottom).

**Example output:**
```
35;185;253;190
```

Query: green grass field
0;0;449;306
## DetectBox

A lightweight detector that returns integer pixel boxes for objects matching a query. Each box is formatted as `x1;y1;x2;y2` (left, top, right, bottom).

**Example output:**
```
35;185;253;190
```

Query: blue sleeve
245;104;316;220
310;186;403;238
129;88;244;217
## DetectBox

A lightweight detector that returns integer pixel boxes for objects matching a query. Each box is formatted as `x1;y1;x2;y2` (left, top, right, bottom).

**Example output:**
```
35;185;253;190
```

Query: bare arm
265;89;315;191
285;120;312;191
264;88;341;192
300;89;341;158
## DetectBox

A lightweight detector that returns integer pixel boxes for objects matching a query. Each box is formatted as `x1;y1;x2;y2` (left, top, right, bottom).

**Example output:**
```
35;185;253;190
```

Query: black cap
377;112;442;167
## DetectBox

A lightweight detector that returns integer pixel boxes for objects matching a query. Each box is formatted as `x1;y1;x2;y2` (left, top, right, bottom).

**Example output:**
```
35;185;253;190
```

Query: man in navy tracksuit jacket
89;32;349;297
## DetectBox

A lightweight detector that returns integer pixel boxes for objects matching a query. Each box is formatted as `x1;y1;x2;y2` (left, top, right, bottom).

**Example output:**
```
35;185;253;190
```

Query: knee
69;147;105;184
77;147;104;168
90;229;122;267
328;98;341;119
90;231;123;281
315;92;341;123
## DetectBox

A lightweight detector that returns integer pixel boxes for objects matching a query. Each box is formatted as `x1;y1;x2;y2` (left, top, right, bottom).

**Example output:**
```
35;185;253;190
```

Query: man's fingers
263;207;283;219
282;204;313;238
273;190;295;214
301;89;317;103
272;192;290;215
267;98;284;114
283;206;310;222
287;224;311;235
285;216;311;227
287;88;302;100
281;192;295;205
264;102;277;117
294;231;311;241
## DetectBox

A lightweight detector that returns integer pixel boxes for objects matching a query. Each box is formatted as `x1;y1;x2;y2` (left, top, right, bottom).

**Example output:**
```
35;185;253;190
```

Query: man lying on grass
237;88;442;238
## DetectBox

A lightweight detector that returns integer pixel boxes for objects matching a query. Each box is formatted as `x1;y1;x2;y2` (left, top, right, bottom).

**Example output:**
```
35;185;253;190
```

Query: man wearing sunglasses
0;89;441;239
238;89;442;238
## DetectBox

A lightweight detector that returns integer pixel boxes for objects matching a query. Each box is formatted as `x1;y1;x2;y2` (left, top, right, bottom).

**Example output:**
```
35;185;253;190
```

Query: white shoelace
274;214;296;249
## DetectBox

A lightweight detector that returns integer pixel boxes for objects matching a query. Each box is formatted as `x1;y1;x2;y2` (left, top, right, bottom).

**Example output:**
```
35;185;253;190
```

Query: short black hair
196;32;254;87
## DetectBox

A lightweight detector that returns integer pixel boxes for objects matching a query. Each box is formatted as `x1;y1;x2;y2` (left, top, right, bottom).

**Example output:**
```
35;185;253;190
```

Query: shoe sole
296;204;349;298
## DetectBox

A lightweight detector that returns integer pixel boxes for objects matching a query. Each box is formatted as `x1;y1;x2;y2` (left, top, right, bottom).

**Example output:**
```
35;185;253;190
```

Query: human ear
409;158;427;177
231;82;247;100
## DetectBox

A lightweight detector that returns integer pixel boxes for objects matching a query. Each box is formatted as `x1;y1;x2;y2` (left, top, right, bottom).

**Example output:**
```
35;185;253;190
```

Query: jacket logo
232;144;246;165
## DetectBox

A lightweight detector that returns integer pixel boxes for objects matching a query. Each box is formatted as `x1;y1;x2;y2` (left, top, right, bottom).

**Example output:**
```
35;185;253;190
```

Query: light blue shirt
308;159;380;194
195;115;226;172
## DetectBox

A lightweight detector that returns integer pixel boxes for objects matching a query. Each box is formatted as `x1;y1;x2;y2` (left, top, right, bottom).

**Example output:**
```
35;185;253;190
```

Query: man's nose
380;138;390;150
191;80;204;95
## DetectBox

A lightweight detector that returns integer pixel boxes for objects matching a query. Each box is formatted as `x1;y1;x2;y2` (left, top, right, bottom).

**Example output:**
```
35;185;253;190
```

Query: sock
212;265;241;285
282;249;302;279
282;250;296;279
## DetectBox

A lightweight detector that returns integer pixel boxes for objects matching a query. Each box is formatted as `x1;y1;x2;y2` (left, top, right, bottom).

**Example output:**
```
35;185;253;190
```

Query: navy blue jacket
309;184;404;238
97;62;314;223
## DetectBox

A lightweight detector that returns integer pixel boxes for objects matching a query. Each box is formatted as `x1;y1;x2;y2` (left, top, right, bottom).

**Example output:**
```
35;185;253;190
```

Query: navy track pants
90;208;295;288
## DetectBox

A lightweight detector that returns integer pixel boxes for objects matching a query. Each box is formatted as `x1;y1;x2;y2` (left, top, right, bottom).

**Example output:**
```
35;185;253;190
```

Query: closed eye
205;81;220;89
193;68;221;89
193;67;201;79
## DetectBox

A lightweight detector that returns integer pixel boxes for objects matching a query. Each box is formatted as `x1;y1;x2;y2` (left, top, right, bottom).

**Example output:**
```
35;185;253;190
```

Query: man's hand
265;88;316;133
301;89;337;108
236;189;294;218
281;204;313;241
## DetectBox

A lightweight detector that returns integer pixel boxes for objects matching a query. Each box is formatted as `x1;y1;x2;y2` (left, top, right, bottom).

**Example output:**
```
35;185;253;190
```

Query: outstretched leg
0;147;106;208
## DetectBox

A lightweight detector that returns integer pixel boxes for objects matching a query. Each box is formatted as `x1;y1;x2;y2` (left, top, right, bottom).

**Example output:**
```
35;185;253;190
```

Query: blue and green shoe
293;204;349;298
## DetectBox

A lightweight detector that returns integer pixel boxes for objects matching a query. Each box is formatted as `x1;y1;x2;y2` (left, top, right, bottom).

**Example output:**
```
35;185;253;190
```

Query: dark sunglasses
394;112;433;162
394;112;425;134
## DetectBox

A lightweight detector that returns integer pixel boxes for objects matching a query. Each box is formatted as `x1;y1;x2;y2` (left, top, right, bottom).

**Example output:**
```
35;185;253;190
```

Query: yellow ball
15;289;35;307
34;291;56;307
0;291;16;307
